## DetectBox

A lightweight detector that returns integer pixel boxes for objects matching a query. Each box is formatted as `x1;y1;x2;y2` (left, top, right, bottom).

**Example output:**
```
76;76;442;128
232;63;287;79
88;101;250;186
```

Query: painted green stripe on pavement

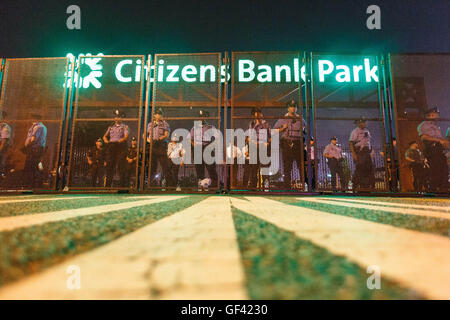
0;196;140;217
0;196;206;287
232;207;423;300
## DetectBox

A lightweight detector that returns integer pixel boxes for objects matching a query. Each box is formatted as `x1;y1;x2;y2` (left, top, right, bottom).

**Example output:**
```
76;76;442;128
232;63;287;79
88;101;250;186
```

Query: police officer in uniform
23;114;47;188
273;100;305;190
190;110;218;189
148;108;173;186
103;110;129;187
243;107;270;190
323;136;348;191
87;138;107;187
417;107;449;192
349;117;375;190
126;137;138;187
0;111;11;181
405;141;428;192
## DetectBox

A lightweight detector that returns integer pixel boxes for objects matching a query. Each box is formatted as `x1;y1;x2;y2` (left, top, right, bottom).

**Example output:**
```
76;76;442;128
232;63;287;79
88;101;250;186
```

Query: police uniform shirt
248;120;270;143
88;147;106;164
273;113;305;140
148;120;170;141
190;123;215;146
349;127;371;149
106;123;129;143
417;121;443;139
0;122;11;146
323;143;342;159
25;122;47;147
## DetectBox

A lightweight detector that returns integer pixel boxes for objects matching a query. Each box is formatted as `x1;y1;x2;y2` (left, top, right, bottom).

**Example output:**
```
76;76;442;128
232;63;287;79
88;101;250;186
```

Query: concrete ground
0;194;448;300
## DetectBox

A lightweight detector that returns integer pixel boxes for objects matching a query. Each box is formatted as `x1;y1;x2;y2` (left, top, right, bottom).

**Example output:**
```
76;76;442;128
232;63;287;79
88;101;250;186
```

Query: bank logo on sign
65;53;104;89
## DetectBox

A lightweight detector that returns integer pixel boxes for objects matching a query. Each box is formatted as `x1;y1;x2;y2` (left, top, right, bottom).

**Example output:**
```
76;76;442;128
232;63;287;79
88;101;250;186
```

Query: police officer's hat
114;109;125;118
96;138;103;144
131;136;137;142
154;108;164;115
198;110;210;117
251;107;262;115
330;136;337;141
286;100;298;109
424;107;439;116
354;116;367;124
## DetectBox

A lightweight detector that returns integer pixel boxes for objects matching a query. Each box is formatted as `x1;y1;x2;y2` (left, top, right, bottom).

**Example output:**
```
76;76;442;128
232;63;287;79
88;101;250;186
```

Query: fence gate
144;53;223;191
389;54;450;193
67;55;145;190
0;57;70;191
230;51;305;192
311;53;389;192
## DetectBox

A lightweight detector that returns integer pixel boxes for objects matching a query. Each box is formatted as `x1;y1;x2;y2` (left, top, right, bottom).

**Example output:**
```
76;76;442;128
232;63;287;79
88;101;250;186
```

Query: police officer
273;100;305;189
405;141;428;192
126;137;138;187
0;111;11;180
23;114;47;188
417;107;449;192
323;136;348;191
243;107;270;190
190;110;218;190
87;138;107;187
349;117;375;190
148;108;173;187
103;110;129;187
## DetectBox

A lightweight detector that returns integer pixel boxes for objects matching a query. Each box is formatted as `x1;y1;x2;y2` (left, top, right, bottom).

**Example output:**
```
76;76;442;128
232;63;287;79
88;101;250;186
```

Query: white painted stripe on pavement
318;197;450;212
0;196;185;232
0;196;248;300
297;197;449;220
231;197;450;299
0;196;99;205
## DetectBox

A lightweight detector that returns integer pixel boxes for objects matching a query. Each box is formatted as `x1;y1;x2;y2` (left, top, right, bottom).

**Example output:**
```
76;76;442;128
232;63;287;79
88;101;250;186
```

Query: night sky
0;0;449;58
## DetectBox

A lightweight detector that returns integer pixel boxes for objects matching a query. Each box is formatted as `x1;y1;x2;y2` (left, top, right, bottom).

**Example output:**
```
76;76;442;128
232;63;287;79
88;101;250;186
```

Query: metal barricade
67;55;145;190
311;53;388;192
0;57;70;191
389;54;450;193
144;53;223;191
230;51;306;192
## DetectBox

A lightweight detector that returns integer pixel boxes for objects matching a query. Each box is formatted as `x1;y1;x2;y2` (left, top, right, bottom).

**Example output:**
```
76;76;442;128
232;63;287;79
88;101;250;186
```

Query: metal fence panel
230;51;305;192
145;53;222;191
0;58;70;191
390;54;450;193
67;55;145;190
312;53;388;192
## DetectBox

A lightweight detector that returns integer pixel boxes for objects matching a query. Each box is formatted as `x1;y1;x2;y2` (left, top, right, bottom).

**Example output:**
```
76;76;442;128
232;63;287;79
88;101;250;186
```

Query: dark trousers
352;147;375;190
423;142;448;192
0;149;7;177
281;139;302;189
193;144;217;186
410;163;426;192
150;141;174;186
106;142;127;187
243;159;259;189
126;162;137;187
90;163;105;187
169;161;181;186
23;145;44;188
327;158;348;190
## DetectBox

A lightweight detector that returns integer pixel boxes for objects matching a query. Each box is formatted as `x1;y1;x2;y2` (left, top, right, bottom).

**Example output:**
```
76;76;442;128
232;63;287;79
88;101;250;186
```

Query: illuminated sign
66;54;379;89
